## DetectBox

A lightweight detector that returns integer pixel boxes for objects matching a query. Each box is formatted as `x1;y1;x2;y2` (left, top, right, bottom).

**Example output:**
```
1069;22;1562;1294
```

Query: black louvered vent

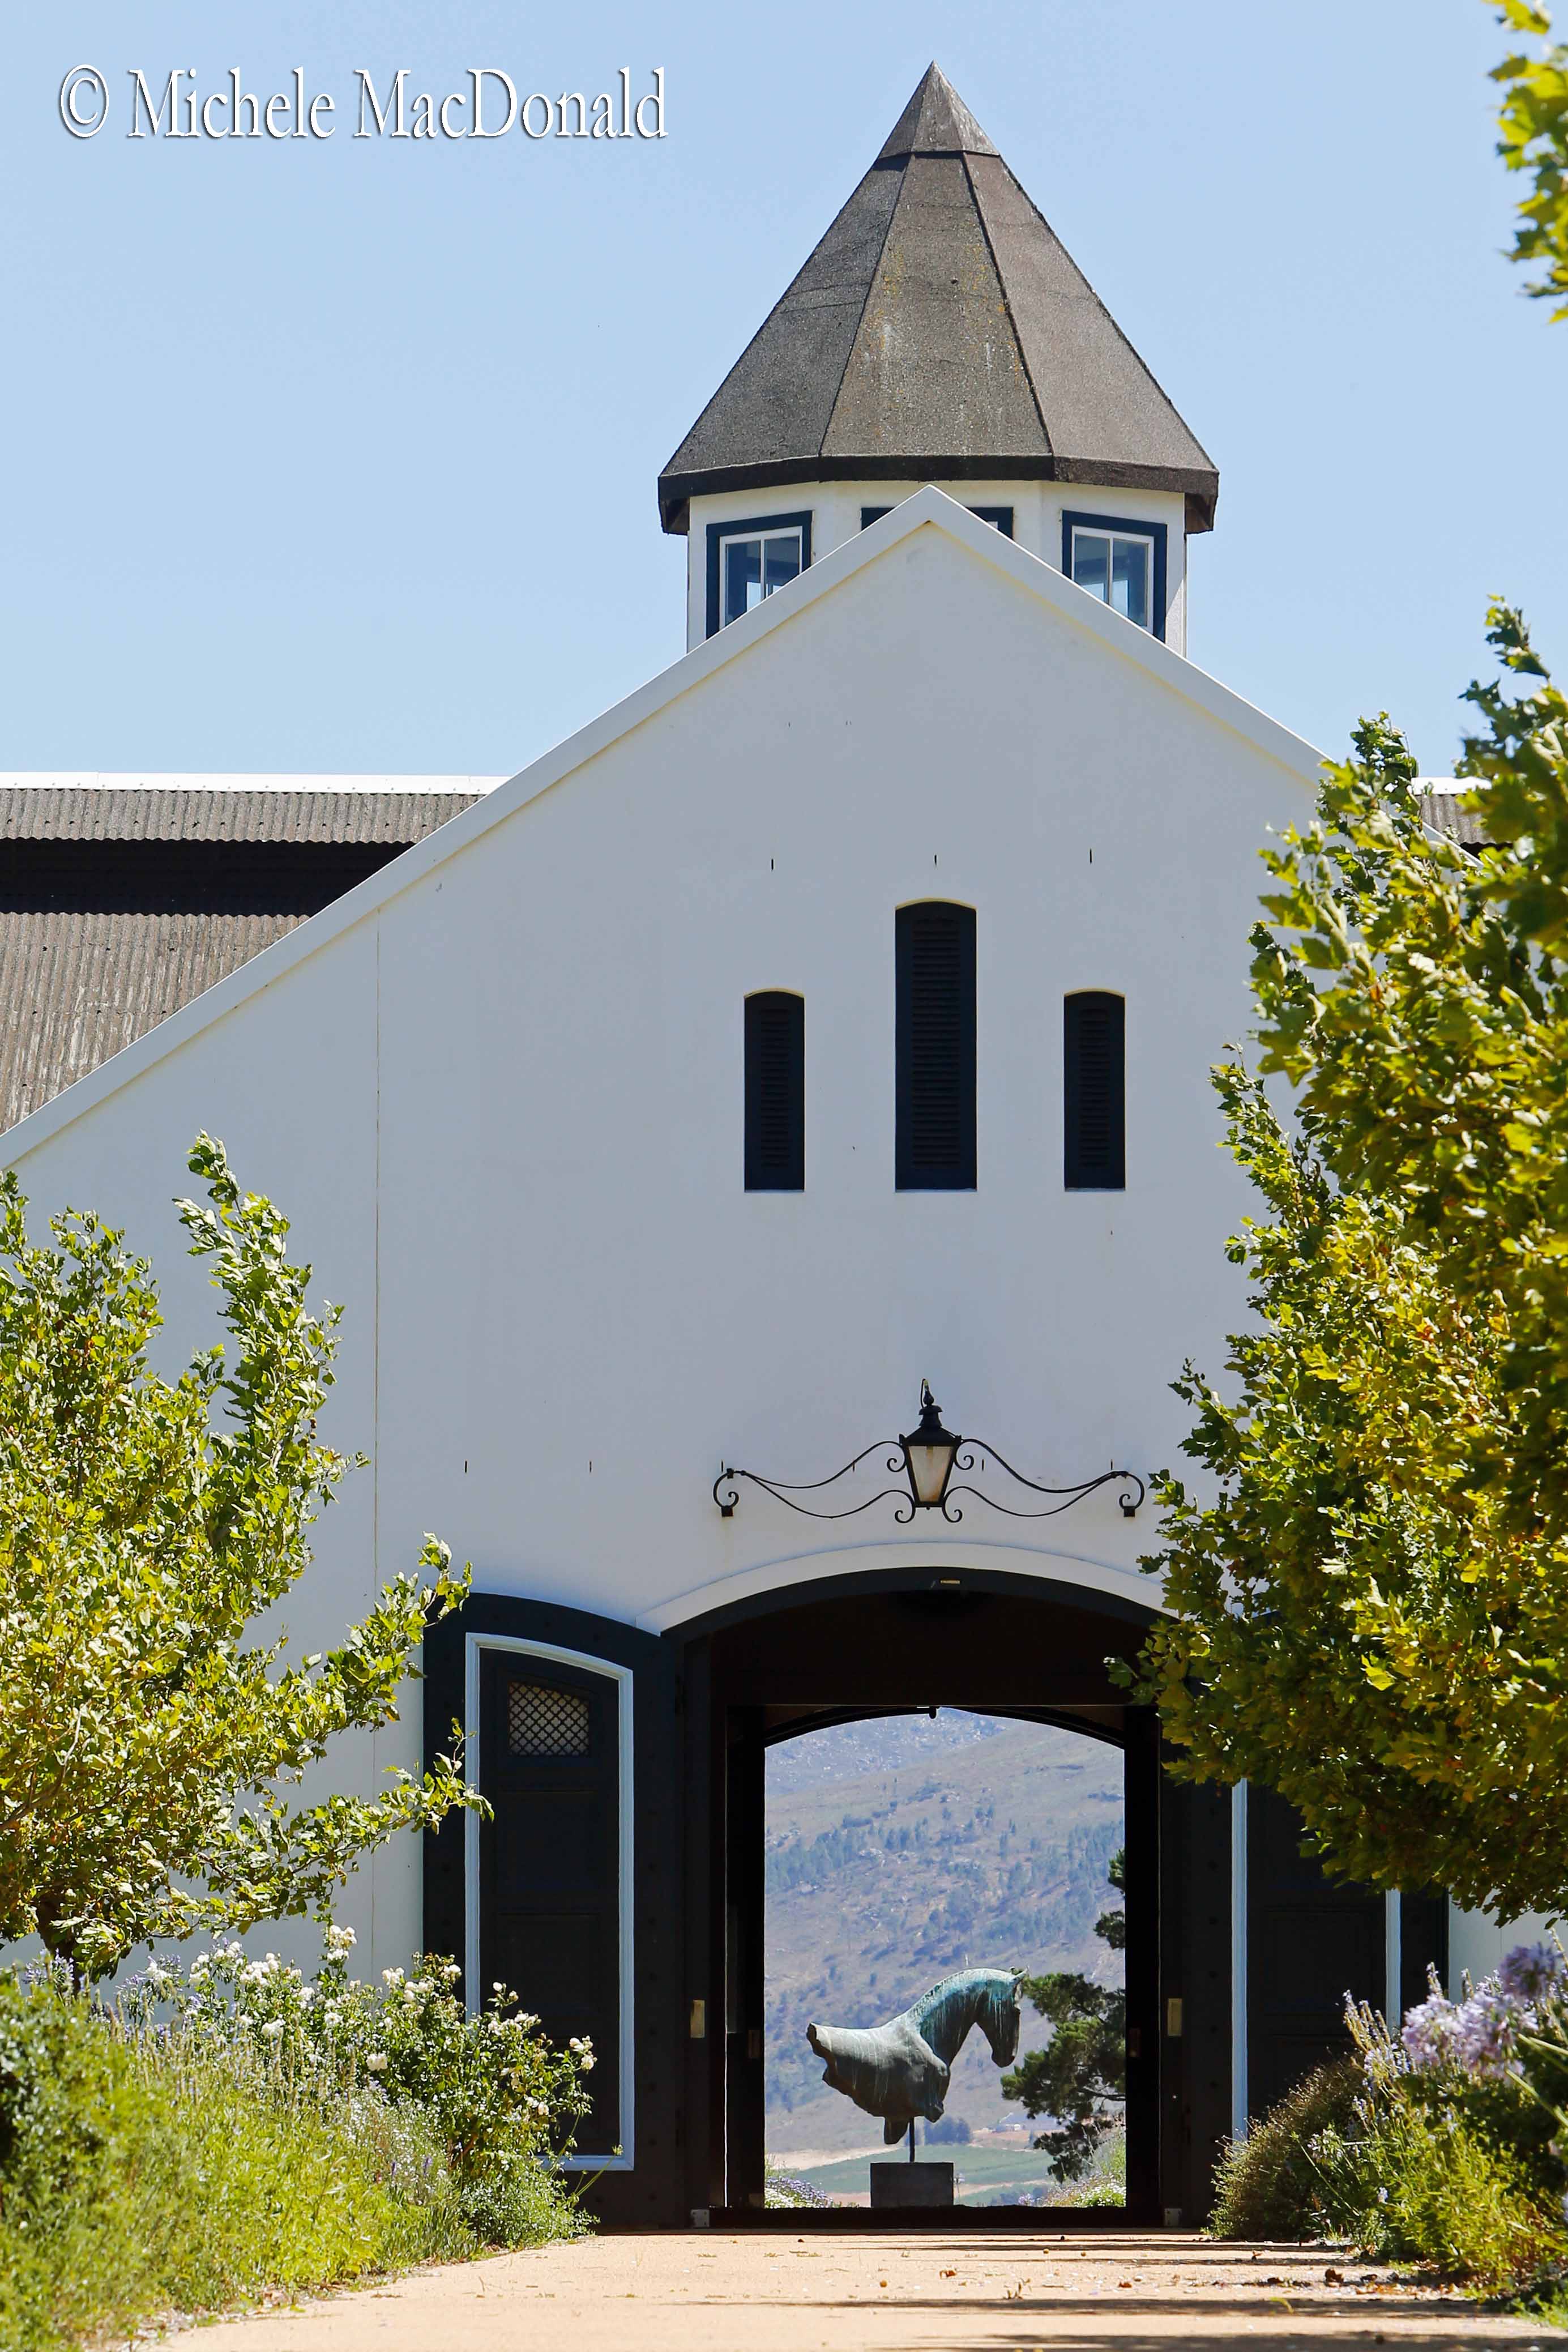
744;991;805;1190
1064;991;1125;1189
896;903;976;1190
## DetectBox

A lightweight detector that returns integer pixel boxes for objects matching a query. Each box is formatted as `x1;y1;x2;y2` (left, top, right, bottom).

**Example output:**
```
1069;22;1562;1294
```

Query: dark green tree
1002;1850;1125;2181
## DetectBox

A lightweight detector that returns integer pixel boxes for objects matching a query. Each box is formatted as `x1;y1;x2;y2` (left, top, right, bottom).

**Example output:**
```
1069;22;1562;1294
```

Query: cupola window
705;511;813;636
1062;514;1167;639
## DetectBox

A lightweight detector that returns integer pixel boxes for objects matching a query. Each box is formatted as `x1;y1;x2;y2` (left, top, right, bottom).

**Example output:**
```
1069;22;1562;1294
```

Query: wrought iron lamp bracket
712;1398;1146;1526
712;1443;909;1523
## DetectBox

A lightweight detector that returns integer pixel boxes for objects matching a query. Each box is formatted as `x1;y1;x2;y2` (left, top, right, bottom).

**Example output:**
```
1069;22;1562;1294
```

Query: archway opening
691;1569;1170;2223
763;1706;1126;2208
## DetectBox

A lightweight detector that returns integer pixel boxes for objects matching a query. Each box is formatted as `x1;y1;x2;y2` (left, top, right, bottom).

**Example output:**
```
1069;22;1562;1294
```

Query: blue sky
3;1;1561;778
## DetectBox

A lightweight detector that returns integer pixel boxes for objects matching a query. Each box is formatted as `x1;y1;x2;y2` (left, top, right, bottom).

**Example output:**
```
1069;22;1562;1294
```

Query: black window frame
895;901;977;1192
705;511;813;638
744;989;805;1192
861;503;1014;537
1061;511;1169;642
1063;989;1126;1191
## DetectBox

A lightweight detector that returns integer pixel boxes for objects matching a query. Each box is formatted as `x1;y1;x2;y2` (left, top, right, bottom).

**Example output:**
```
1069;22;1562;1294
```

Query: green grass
0;1972;578;2350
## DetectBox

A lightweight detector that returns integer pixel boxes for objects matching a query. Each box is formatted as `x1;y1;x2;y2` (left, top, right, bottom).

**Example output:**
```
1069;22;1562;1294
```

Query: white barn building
1;69;1511;2226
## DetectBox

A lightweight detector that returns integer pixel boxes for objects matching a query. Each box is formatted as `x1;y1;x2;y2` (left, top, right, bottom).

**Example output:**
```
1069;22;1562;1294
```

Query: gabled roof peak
876;65;998;161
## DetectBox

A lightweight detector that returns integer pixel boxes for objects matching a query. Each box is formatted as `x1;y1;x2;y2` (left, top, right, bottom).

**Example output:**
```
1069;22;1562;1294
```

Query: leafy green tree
0;1137;475;1975
1122;7;1568;1914
1496;3;1568;318
1002;1850;1125;2180
1121;1000;1568;1914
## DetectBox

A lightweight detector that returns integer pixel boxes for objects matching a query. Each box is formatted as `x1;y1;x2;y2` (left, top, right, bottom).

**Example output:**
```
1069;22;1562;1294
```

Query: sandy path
180;2230;1566;2350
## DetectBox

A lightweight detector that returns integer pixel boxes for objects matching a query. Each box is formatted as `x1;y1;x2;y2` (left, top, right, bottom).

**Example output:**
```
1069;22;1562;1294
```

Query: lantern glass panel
906;1440;954;1507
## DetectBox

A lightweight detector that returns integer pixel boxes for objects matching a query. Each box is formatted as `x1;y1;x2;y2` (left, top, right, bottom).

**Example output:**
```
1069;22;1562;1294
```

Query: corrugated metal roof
1;909;308;1133
659;65;1218;533
0;784;487;844
0;778;490;1130
1417;788;1492;847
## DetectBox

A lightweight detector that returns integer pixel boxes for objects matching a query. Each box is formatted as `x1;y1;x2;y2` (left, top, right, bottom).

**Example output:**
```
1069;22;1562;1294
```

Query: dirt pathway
180;2231;1566;2350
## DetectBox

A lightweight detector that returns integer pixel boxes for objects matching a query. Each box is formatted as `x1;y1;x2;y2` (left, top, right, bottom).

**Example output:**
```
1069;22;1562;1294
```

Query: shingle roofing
659;64;1218;535
0;779;489;1133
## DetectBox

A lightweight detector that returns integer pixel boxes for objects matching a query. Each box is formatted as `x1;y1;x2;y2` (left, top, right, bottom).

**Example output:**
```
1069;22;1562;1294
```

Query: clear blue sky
3;1;1561;778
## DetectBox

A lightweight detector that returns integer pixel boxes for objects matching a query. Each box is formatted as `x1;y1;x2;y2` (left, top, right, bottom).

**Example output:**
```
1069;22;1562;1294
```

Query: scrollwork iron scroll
712;1416;1145;1524
942;1441;1146;1523
713;1444;912;1522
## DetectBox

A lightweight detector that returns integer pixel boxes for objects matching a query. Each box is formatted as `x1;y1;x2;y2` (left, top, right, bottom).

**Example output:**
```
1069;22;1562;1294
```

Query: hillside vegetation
765;1714;1124;2155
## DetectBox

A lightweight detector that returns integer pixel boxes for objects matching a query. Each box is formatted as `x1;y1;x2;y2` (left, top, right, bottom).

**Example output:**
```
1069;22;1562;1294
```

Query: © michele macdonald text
58;66;666;143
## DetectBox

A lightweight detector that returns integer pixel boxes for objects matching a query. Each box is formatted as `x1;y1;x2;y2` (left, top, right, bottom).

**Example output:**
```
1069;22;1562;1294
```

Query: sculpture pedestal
869;2160;954;2209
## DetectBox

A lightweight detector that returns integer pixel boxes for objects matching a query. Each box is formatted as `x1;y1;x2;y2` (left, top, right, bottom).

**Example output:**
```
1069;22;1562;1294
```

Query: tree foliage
0;1138;475;1975
1118;12;1568;1919
1002;1849;1125;2180
1125;622;1568;1918
1495;3;1568;318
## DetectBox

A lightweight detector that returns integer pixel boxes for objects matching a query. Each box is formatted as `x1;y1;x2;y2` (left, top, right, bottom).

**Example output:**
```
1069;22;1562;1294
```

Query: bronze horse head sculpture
806;1966;1023;2144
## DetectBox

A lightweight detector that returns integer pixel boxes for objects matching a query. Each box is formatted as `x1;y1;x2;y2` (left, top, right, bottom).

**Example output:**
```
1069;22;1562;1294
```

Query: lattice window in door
507;1680;591;1757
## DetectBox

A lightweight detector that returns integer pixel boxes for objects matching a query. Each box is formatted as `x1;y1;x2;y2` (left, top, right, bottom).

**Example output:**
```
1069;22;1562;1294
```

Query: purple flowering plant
1400;1944;1566;2085
1395;1939;1568;2214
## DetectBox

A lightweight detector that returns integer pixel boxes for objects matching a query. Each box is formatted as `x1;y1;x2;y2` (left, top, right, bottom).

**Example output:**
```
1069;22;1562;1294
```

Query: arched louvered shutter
744;992;805;1190
1063;991;1125;1189
896;903;977;1190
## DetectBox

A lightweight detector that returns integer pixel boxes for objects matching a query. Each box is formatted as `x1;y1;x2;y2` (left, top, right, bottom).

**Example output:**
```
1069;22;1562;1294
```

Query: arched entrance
423;1564;1237;2231
672;1564;1225;2225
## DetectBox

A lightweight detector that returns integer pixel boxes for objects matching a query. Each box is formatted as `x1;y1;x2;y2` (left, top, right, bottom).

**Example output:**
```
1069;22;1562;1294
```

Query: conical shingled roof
659;65;1217;533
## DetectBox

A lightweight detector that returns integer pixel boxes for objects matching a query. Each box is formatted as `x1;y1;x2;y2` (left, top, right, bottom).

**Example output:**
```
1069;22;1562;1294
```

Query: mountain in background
766;1711;1125;2159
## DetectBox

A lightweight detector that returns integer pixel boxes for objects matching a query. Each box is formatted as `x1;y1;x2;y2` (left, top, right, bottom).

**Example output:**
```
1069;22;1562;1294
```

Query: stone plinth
869;2160;955;2209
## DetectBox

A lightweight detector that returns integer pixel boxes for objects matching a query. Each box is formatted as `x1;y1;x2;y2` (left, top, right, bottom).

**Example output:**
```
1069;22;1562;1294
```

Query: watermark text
58;65;666;143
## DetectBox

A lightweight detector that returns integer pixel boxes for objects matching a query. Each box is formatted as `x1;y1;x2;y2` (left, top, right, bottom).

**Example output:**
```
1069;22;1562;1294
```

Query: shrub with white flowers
113;1931;592;2236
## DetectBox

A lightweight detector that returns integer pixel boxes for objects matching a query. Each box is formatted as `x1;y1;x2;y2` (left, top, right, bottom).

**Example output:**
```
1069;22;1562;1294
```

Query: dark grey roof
0;910;309;1134
0;782;484;1133
0;784;480;845
659;65;1217;534
876;65;997;163
1417;788;1492;848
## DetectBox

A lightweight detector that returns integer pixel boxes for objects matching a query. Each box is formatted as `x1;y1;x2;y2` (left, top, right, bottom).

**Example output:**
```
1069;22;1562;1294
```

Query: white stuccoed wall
5;497;1314;1977
683;481;1190;655
1448;1908;1557;1996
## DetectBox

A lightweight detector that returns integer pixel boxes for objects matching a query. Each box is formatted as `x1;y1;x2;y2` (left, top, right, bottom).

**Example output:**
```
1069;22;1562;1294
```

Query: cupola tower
661;65;1216;653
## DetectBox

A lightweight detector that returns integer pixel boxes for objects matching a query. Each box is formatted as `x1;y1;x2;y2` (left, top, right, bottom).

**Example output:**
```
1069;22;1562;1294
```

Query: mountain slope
765;1713;1124;2156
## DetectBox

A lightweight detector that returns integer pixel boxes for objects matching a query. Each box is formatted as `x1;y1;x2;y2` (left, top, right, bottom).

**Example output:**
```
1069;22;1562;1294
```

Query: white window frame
463;1632;635;2170
718;525;804;627
1069;523;1157;632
